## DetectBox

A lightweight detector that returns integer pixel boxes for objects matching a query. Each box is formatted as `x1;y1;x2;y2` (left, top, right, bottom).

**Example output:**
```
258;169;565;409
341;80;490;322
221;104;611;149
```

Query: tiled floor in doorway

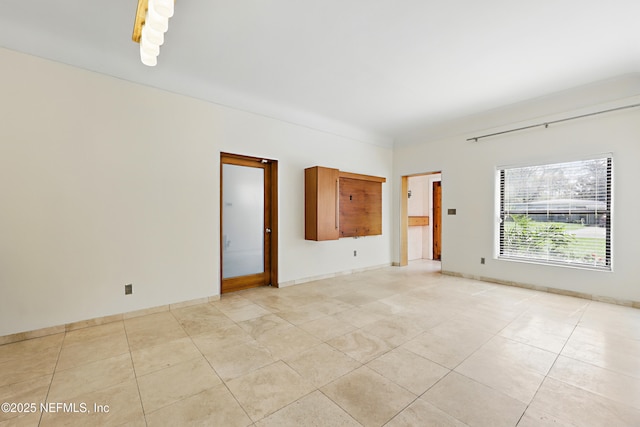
1;260;639;426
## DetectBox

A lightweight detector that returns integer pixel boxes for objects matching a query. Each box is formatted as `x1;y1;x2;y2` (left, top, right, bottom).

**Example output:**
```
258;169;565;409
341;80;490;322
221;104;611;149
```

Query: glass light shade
146;3;169;32
140;37;160;57
140;47;157;66
150;0;174;18
142;24;164;46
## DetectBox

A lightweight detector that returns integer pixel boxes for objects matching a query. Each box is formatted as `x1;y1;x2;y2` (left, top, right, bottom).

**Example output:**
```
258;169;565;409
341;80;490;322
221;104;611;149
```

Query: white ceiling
1;1;639;146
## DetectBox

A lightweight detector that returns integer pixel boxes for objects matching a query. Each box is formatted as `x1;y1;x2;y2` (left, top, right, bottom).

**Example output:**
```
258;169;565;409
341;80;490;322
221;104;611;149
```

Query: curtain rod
467;102;640;142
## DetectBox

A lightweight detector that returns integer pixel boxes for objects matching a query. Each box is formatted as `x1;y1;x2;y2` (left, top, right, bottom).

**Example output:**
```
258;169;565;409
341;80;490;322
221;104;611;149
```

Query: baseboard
0;294;221;346
278;263;392;288
441;270;640;309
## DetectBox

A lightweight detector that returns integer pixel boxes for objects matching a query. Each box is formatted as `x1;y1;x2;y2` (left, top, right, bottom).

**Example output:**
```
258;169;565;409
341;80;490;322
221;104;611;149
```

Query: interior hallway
1;261;639;426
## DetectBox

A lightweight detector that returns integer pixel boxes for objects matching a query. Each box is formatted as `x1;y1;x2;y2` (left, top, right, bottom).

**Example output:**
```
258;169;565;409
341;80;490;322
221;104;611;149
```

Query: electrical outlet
354;250;357;257
480;257;485;264
125;284;133;295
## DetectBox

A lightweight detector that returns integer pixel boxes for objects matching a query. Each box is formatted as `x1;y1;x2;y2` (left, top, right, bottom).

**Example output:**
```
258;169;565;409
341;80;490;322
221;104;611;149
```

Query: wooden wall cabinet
305;167;340;241
305;166;386;241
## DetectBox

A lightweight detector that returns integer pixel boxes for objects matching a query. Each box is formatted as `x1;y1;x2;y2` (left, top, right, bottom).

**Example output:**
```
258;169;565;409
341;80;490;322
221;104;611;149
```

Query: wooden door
221;153;278;293
432;181;442;260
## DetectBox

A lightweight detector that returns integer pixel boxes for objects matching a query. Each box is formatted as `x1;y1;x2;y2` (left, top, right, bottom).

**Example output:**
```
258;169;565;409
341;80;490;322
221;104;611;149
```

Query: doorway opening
400;172;442;267
220;153;278;293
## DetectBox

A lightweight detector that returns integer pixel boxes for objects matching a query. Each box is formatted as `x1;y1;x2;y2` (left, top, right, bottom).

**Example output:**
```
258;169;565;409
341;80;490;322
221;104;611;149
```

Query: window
498;156;612;270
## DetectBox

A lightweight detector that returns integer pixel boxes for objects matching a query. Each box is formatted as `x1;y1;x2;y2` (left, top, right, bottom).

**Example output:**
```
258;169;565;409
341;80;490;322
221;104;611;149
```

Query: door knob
266;228;272;233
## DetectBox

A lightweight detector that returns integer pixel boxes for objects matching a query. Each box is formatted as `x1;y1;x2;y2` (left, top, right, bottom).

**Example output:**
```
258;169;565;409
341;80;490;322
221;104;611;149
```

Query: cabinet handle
336;179;340;230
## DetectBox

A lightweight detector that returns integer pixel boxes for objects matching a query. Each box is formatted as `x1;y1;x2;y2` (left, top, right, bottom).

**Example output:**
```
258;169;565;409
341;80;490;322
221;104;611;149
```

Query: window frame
496;155;613;271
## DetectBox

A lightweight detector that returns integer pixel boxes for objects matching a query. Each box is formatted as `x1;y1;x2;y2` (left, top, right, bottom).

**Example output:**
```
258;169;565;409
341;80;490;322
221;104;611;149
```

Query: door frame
220;152;278;293
399;172;441;266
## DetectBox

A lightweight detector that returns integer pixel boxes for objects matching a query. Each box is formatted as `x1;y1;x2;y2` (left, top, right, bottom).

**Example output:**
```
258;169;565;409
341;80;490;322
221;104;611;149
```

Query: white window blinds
498;156;612;270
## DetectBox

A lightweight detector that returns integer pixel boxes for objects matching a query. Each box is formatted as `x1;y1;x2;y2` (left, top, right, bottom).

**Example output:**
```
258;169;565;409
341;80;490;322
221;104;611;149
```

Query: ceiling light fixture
132;0;174;66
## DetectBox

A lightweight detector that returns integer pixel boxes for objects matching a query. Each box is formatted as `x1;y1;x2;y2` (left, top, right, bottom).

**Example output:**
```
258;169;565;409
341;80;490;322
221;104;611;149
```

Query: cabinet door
339;178;382;237
305;167;339;240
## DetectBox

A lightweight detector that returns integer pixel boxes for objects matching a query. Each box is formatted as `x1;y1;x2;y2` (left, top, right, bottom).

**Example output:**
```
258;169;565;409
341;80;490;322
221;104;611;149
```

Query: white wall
394;90;640;302
0;48;393;336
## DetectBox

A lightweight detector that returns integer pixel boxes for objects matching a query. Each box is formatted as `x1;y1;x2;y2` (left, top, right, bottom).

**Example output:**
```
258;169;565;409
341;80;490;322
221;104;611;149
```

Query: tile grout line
408;300;548;426
227;296;367;424
308;275;457;423
170;306;255;424
316;388;366;426
121;319;149;427
513;300;591;426
315;315;452;426
233;304;325;424
178;299;282;425
36;332;66;427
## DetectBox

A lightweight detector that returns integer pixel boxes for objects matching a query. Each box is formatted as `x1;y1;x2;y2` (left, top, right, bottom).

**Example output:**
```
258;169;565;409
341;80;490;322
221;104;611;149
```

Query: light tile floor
1;260;640;426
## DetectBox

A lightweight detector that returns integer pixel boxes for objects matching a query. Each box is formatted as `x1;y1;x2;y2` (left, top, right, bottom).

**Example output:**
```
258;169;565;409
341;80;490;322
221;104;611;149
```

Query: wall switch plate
481;257;485;264
125;284;133;295
354;250;357;256
447;208;457;215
